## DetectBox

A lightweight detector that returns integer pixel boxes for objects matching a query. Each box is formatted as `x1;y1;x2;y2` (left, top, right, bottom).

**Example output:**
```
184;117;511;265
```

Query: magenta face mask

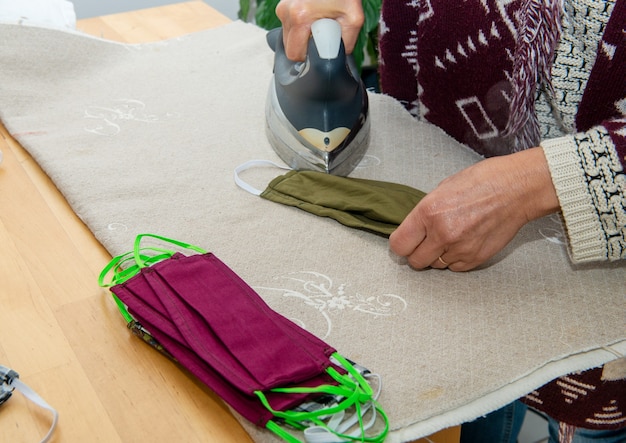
99;234;388;442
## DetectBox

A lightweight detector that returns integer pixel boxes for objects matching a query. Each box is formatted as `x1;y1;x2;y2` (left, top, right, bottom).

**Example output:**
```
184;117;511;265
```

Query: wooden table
0;2;459;441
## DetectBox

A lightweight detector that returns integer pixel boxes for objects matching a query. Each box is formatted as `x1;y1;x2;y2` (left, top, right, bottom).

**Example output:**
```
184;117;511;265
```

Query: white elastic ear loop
303;402;379;443
10;378;59;443
303;372;383;443
234;159;291;196
336;373;382;435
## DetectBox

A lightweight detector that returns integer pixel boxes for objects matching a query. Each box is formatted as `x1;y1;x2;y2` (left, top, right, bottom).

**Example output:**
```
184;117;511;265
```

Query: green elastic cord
98;234;208;323
132;233;206;268
257;353;389;443
266;421;302;443
111;293;134;324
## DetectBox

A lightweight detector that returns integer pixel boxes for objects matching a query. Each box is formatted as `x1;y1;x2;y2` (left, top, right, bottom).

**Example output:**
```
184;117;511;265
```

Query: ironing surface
0;20;624;443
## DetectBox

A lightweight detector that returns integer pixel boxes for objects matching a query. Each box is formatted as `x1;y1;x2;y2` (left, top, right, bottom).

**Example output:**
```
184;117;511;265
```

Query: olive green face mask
235;161;426;237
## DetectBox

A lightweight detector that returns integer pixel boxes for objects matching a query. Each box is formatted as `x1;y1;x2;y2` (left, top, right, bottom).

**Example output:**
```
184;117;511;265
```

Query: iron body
265;19;370;176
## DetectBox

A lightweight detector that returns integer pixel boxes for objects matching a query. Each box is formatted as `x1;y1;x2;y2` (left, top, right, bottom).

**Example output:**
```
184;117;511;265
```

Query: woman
275;1;626;442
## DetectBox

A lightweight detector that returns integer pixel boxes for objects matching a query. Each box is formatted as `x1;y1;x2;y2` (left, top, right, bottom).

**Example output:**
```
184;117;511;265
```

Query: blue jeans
460;401;528;443
547;416;626;443
460;400;626;443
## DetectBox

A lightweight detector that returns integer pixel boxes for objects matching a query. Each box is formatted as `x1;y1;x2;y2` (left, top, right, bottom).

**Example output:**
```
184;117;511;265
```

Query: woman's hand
275;0;364;61
389;147;561;271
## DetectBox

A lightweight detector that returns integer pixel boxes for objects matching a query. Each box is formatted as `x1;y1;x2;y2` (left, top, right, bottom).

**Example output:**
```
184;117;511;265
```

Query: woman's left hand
389;147;560;271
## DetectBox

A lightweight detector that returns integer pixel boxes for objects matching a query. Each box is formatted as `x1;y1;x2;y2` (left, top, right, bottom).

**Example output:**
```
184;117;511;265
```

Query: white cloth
0;0;75;30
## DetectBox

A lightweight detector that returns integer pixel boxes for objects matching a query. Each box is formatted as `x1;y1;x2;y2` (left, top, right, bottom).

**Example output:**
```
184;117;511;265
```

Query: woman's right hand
275;0;364;61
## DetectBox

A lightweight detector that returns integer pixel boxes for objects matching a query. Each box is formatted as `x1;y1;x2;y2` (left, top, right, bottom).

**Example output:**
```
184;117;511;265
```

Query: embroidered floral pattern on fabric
354;154;381;169
575;127;626;259
107;223;128;232
84;99;175;136
256;271;408;339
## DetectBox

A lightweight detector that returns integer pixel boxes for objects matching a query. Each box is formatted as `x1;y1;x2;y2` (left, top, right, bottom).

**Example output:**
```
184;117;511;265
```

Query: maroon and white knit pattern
524;366;626;430
502;0;561;151
536;0;616;139
379;0;563;157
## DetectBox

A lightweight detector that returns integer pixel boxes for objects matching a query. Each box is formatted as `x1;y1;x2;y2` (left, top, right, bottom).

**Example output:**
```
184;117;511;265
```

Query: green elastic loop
98;250;134;287
132;233;206;268
294;401;389;443
111;293;134;324
330;353;374;397
259;352;389;442
255;354;366;422
264;398;389;443
98;233;208;322
98;234;208;287
256;383;360;422
266;421;301;443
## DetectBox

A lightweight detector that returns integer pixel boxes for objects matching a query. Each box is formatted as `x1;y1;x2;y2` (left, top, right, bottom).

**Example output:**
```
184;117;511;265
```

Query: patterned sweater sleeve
541;125;626;262
540;1;626;263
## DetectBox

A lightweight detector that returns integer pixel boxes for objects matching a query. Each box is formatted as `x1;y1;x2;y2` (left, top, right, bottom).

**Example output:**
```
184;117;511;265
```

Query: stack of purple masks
99;234;388;442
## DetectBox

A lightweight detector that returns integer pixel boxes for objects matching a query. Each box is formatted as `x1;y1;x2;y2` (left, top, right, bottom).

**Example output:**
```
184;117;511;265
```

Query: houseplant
238;0;382;73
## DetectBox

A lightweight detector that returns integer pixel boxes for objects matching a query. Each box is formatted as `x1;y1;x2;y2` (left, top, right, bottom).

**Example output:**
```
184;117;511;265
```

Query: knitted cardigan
378;0;625;432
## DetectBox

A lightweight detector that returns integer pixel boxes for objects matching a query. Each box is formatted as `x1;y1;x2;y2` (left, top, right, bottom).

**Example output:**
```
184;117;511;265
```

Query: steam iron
265;19;370;176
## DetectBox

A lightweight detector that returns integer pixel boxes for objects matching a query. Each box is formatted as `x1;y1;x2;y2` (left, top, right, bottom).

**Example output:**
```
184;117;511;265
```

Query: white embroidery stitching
256;271;408;339
84;99;174;136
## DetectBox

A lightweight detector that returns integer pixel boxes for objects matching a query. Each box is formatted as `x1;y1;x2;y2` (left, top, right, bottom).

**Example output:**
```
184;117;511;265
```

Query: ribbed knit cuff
541;136;607;262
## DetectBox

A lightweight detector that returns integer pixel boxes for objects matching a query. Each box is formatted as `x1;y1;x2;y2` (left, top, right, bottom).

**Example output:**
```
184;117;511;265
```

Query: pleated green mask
235;161;426;237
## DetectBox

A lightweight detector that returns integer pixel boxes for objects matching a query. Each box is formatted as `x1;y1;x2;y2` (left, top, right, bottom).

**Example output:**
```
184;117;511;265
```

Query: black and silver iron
265;19;370;176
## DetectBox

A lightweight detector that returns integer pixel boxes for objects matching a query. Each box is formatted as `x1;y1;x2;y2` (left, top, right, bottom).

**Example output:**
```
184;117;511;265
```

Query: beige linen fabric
0;21;624;442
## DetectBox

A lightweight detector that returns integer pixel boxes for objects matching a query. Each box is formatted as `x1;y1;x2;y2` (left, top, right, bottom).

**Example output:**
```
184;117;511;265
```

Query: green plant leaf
353;30;366;73
362;0;382;33
239;0;382;71
255;0;282;29
238;0;250;21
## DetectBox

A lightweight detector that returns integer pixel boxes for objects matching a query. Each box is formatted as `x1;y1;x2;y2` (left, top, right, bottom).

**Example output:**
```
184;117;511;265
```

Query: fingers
432;255;450;269
391;214;486;272
429;256;474;272
398;235;464;271
388;209;425;257
276;0;364;61
388;192;486;272
398;239;475;272
389;195;452;269
334;13;365;54
281;23;313;61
